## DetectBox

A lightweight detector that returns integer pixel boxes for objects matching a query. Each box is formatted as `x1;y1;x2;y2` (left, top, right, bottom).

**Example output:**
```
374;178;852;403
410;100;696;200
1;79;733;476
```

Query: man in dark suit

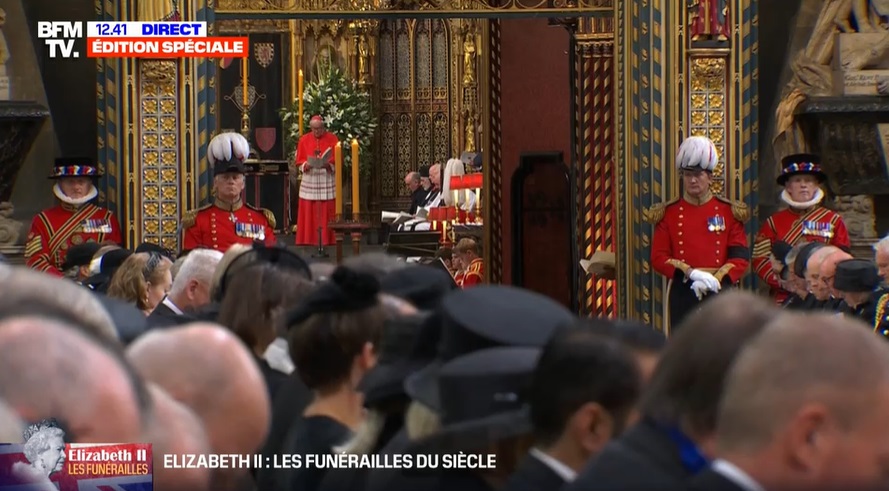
502;320;641;491
147;248;222;328
690;312;889;491
405;170;426;215
564;291;781;491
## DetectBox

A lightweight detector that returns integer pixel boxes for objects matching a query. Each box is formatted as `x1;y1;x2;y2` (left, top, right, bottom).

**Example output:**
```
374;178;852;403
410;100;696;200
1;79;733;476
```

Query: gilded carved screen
376;19;451;208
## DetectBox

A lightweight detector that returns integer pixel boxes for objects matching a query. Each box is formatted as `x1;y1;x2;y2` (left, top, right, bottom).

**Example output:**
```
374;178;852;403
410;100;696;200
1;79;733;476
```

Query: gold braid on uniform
667;259;692;276
713;263;735;283
715;196;750;223
262;208;277;229
181;210;198;230
874;293;889;335
181;203;211;229
643;198;679;225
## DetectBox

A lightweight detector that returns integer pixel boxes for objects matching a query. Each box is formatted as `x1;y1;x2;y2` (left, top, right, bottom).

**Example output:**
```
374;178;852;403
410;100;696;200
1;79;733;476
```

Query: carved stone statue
138;0;179;21
0;8;10;100
688;0;731;41
313;44;337;82
833;195;878;240
358;35;370;85
0;201;21;247
463;31;476;86
774;0;861;158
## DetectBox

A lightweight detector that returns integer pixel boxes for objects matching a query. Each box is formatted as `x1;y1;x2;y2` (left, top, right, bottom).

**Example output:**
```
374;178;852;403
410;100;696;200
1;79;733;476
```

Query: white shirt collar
162;296;184;315
529;448;576;482
711;459;765;491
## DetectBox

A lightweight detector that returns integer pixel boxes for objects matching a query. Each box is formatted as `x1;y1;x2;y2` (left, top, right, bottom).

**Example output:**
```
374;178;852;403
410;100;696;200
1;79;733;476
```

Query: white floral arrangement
280;67;376;177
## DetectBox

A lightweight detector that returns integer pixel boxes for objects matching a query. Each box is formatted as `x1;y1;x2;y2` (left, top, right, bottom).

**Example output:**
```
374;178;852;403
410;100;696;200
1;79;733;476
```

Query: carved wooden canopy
215;0;613;19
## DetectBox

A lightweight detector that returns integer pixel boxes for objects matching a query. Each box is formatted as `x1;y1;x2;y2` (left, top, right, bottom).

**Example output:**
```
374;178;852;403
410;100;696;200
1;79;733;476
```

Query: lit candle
351;139;360;217
334;142;343;217
475;187;481;221
298;69;304;137
242;56;249;110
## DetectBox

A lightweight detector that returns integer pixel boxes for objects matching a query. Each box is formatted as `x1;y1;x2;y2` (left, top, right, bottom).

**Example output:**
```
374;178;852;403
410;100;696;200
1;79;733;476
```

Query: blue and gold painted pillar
96;0;216;250
617;0;758;326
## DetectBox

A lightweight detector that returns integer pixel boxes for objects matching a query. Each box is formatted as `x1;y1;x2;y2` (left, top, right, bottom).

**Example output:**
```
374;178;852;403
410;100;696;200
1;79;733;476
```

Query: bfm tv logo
37;21;82;58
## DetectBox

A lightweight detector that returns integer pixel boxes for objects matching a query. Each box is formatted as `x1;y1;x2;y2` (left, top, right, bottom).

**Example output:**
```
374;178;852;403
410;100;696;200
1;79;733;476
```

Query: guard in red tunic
751;154;850;304
295;115;339;246
648;136;750;332
181;132;277;253
454;237;484;288
25;158;123;277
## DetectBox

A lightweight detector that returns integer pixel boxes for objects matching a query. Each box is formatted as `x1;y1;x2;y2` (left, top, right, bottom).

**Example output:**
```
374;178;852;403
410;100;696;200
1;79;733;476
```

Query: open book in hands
382;208;428;227
307;147;333;169
580;250;616;278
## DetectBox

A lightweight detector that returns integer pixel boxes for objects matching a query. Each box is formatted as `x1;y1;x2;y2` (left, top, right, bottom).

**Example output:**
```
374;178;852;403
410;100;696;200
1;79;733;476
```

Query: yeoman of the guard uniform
751;153;850;303
181;132;277;252
647;136;750;332
25;157;122;277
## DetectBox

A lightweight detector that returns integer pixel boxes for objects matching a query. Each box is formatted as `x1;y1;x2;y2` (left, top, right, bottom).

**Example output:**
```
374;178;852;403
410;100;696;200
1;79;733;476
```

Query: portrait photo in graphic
19;419;66;478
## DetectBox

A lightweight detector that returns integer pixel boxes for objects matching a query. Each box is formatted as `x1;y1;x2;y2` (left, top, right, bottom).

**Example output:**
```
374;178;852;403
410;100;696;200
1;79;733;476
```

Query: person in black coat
147;248;223;329
690;313;889;491
317;313;435;491
501;320;641;491
270;267;391;491
365;286;575;491
564;291;781;491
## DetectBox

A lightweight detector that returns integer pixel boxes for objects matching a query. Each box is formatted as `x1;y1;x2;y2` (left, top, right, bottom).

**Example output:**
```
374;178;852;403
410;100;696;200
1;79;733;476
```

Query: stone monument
0;9;10;101
773;0;889;256
0;11;50;259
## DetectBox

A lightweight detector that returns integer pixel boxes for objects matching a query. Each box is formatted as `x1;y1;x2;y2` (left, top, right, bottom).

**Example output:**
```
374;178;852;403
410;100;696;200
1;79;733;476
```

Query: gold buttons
679;241;684;245
679;231;683;236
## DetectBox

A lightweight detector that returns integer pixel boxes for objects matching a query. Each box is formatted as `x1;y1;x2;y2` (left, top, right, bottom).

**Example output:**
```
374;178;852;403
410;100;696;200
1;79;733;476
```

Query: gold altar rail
215;0;612;19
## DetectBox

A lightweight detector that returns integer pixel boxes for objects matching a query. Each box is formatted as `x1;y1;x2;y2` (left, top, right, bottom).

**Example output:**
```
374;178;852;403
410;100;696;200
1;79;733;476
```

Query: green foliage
280;67;376;178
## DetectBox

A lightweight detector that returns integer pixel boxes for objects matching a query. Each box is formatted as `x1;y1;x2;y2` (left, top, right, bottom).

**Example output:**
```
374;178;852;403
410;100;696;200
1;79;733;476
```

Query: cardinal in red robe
295;115;340;246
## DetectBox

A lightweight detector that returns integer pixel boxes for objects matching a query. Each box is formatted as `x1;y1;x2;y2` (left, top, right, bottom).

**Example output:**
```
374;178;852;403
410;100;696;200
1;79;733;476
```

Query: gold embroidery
667;259;692;275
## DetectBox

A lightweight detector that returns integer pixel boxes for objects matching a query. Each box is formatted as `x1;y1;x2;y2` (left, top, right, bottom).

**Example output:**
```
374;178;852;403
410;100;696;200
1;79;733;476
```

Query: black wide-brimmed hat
358;313;439;407
777;153;827;186
61;242;102;271
408;347;541;454
793;241;825;278
49;157;102;180
405;285;573;413
771;241;792;265
834;259;881;293
380;264;457;311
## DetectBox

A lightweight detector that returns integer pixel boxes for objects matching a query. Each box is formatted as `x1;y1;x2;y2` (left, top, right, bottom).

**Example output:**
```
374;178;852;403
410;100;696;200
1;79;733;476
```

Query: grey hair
22;420;64;464
784;242;807;274
170;249;224;298
874;235;889;255
406;171;420;184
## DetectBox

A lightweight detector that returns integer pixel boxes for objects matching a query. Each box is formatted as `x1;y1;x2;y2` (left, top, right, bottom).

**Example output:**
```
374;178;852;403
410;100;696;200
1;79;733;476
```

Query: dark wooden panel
511;152;573;308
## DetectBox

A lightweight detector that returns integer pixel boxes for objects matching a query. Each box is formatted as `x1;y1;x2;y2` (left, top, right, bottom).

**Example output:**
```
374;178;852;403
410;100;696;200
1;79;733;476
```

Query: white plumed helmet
676;135;718;172
208;132;250;173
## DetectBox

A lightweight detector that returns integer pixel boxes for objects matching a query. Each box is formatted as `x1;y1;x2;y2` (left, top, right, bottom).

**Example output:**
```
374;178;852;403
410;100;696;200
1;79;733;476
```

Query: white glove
690;280;708;300
689;269;721;293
